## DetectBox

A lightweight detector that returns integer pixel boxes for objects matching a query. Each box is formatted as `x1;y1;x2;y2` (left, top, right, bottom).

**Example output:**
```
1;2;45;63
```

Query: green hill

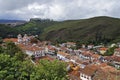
1;16;120;44
16;19;58;35
0;24;18;38
40;16;120;43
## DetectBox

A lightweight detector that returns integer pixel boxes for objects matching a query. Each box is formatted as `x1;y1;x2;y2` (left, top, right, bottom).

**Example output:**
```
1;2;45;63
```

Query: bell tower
17;34;22;43
23;34;29;42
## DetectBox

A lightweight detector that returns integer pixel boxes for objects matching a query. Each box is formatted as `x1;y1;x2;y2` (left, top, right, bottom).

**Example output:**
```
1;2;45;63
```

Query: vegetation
31;60;68;80
15;19;58;35
41;16;120;43
104;46;117;56
0;24;19;38
0;41;68;80
1;16;120;44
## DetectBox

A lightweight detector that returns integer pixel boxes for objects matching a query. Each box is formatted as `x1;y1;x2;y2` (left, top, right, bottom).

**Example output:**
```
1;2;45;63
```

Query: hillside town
3;34;120;80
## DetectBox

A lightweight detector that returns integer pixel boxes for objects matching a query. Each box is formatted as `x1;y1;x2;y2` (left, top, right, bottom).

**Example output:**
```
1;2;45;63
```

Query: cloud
0;0;120;20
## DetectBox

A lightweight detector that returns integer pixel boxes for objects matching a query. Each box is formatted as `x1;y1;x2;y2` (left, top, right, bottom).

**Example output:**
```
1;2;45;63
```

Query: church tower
17;34;23;43
23;34;29;44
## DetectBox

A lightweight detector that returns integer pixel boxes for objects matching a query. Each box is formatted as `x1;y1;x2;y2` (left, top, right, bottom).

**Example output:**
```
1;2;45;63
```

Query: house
91;54;100;60
80;65;98;80
74;50;81;56
91;54;100;64
18;43;46;58
87;45;94;49
112;56;120;69
60;47;68;53
79;51;93;61
78;48;88;53
103;56;113;62
114;48;120;57
57;51;70;62
68;55;88;69
99;47;108;55
103;56;120;69
3;38;18;44
82;44;86;48
69;70;81;80
93;64;120;80
92;69;120;80
45;45;56;55
25;46;46;58
59;43;66;47
66;42;76;48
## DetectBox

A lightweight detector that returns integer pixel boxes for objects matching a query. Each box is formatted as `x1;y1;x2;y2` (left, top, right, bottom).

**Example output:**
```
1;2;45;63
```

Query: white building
57;51;70;62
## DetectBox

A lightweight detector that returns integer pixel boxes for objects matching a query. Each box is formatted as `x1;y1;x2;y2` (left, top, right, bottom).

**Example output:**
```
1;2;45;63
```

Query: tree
0;54;11;79
14;51;27;61
0;54;35;80
0;37;3;44
19;60;35;80
31;60;68;80
30;38;38;44
104;46;117;56
4;42;21;56
2;42;27;61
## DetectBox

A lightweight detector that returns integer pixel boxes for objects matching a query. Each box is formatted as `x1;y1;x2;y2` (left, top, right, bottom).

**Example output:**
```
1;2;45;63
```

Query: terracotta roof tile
3;38;18;42
81;65;99;76
57;51;70;57
99;47;108;51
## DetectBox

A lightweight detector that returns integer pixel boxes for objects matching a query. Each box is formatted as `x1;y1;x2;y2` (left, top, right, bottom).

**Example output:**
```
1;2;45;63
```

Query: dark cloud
0;0;120;20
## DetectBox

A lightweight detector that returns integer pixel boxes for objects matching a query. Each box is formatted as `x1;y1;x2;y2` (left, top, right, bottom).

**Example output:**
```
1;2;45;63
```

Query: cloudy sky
0;0;120;20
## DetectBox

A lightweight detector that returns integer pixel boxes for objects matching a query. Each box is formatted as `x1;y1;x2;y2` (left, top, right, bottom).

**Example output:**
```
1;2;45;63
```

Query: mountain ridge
0;19;26;24
1;16;120;44
40;16;120;43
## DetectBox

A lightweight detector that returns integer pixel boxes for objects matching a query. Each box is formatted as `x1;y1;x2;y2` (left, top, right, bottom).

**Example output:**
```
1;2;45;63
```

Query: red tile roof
115;48;120;51
112;56;120;62
93;68;120;80
99;47;108;51
81;64;99;76
57;51;70;57
3;38;18;42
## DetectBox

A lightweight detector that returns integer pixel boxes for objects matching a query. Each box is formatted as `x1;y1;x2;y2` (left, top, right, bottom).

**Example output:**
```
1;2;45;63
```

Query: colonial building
80;65;98;80
112;56;120;69
99;47;108;55
114;48;120;57
17;34;23;43
57;51;70;62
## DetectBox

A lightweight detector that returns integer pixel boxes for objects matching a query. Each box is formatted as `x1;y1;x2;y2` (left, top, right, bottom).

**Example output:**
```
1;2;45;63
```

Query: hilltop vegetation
41;16;120;43
1;16;120;44
16;18;58;35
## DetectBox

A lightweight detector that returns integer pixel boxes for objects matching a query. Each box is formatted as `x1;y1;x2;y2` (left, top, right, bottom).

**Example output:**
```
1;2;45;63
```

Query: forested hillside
1;16;120;44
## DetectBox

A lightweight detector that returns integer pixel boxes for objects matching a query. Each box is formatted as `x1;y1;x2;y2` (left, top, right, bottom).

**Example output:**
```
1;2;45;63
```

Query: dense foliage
16;19;58;35
41;16;120;43
0;42;68;80
31;60;68;80
104;46;117;56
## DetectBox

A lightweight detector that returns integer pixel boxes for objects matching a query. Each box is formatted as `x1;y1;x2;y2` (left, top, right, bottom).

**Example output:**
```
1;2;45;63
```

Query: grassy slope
41;16;120;42
16;19;58;35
